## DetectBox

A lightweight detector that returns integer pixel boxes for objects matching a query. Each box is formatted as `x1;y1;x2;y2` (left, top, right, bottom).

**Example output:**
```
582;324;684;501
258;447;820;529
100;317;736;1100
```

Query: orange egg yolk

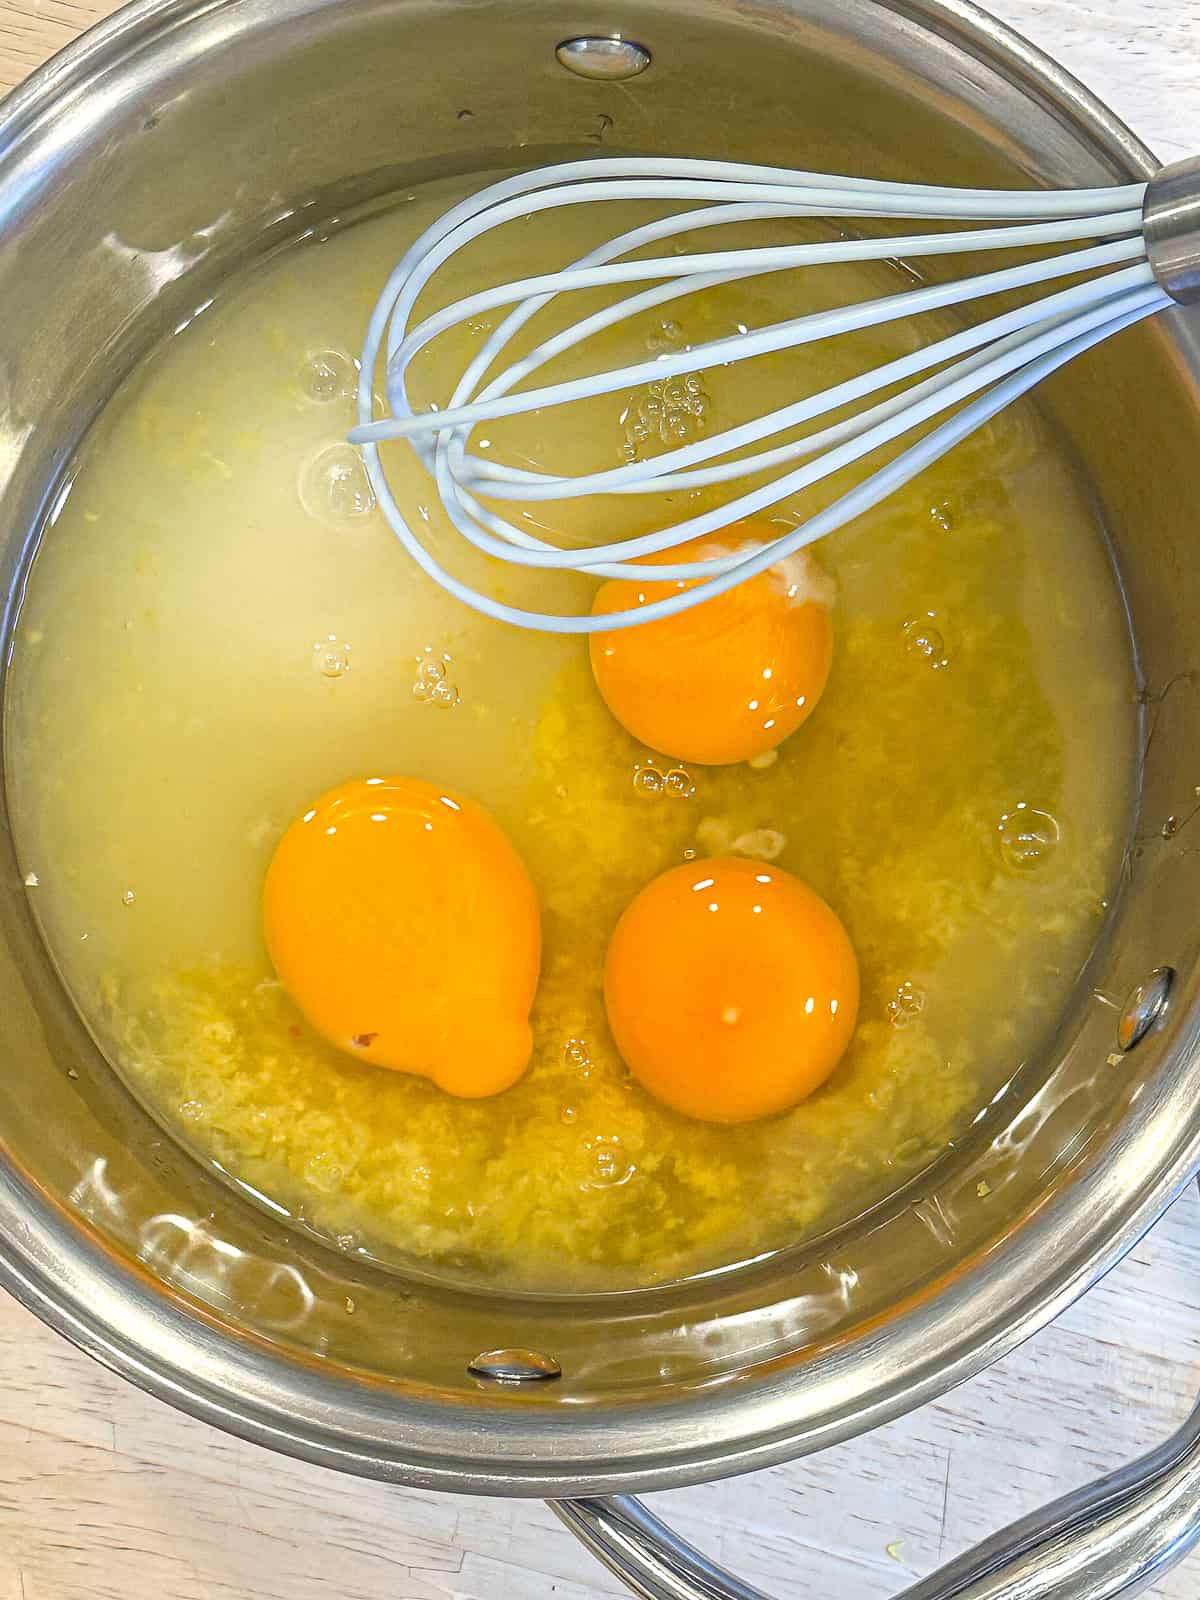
589;521;833;766
604;857;859;1124
263;776;541;1098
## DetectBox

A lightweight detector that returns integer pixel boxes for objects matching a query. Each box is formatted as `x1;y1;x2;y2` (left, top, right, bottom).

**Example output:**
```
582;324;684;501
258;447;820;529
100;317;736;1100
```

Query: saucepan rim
0;0;1195;1497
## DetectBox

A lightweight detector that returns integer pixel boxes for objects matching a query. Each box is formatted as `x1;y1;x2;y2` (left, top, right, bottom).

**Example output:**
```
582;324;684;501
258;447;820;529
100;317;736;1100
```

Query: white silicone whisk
349;155;1200;633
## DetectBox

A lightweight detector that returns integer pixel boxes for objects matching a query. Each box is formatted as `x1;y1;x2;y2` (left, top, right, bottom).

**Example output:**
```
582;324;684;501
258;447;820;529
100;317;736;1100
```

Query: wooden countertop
1;2;1199;1597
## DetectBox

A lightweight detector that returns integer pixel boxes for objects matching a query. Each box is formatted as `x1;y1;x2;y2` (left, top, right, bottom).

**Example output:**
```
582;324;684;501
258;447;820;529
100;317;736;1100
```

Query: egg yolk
589;521;833;766
604;857;858;1123
263;776;540;1098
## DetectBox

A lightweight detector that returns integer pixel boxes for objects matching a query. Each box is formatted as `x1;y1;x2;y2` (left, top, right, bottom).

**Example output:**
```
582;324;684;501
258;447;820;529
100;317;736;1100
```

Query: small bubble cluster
412;648;460;708
564;1037;592;1075
929;499;954;533
299;443;376;528
646;318;685;353
622;374;709;461
902;611;952;670
583;1134;636;1190
299;348;357;404
887;981;926;1027
313;634;351;679
633;761;696;800
998;804;1061;873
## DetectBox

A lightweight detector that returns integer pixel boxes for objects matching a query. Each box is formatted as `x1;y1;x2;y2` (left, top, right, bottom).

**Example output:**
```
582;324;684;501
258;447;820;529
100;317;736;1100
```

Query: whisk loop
350;156;1197;633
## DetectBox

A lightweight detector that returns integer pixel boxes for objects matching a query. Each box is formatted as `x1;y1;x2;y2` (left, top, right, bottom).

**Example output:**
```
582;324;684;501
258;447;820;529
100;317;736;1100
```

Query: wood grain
1;3;1199;1598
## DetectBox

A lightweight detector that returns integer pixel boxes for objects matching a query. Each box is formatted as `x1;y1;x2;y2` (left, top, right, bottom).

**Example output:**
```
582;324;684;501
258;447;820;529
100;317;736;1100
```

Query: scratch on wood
938;1450;952;1559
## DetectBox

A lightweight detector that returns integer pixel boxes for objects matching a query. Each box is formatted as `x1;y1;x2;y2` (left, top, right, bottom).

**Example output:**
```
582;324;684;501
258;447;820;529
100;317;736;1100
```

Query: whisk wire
353;158;1168;634
449;262;1159;506
428;279;1163;580
365;211;1145;442
357;292;1156;635
364;232;1146;450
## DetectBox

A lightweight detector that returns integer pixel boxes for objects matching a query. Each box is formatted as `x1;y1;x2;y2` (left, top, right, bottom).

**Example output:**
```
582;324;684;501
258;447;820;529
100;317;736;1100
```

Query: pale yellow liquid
5;173;1136;1290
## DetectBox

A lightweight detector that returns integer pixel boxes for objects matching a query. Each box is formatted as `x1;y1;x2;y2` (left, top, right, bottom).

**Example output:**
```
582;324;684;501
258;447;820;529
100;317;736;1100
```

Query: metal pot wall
1;3;1200;1596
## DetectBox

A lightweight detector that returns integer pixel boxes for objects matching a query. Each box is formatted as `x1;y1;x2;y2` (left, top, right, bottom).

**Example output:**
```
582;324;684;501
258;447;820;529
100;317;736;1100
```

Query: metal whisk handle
1145;157;1200;304
554;1378;1200;1599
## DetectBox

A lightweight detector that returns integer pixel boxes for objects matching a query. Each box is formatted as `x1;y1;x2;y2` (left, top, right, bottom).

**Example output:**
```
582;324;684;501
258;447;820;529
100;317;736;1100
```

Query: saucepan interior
0;0;1199;1494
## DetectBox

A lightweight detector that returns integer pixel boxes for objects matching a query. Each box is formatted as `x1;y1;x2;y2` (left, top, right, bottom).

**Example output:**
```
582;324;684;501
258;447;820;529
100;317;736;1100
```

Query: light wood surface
1;3;1199;1598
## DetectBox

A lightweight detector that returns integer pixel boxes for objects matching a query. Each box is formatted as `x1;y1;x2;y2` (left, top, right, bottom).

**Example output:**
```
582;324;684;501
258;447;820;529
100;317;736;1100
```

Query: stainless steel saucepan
1;3;1199;1596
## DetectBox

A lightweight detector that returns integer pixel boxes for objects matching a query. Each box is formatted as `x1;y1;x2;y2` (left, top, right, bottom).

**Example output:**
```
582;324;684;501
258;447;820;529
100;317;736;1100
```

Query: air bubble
413;649;460;708
564;1037;592;1074
902;611;952;670
622;371;710;461
930;500;954;532
997;804;1061;872
299;443;376;528
179;1099;204;1122
887;981;926;1027
663;767;696;800
560;1106;578;1126
647;318;684;352
584;1134;635;1189
313;635;351;679
633;764;664;797
121;888;136;906
300;348;357;403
